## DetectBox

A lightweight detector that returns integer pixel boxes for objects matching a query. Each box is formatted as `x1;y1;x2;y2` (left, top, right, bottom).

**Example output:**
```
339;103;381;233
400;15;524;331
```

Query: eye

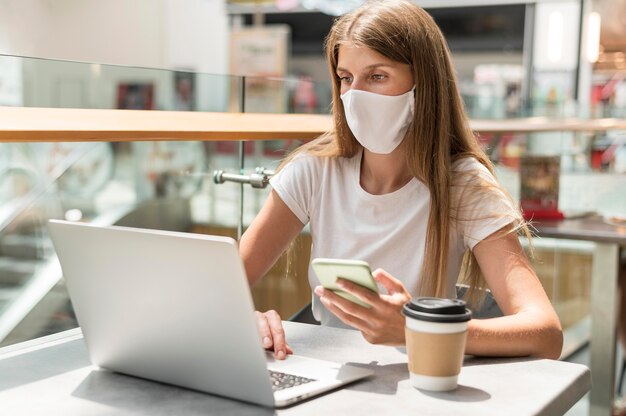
370;73;387;81
338;75;353;85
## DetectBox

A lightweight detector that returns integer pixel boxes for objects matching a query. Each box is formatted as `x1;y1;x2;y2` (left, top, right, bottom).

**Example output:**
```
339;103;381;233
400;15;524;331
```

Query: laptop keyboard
269;370;316;391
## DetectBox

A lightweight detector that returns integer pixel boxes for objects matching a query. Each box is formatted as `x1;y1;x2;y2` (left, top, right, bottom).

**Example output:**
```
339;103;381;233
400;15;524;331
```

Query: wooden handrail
470;117;626;134
0;106;332;142
1;106;625;143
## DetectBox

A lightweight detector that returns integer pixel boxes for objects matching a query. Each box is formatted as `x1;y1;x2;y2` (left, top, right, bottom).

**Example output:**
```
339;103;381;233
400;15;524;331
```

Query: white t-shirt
269;149;519;327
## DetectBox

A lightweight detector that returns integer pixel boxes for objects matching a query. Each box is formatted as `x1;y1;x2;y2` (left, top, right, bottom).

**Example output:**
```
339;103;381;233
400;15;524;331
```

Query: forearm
468;230;564;359
465;311;563;359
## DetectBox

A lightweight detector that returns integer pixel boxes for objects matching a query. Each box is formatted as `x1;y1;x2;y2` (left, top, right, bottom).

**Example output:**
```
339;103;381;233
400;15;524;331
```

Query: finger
321;289;380;329
265;310;288;360
335;278;380;308
372;268;409;295
319;295;371;330
255;311;274;349
313;285;325;297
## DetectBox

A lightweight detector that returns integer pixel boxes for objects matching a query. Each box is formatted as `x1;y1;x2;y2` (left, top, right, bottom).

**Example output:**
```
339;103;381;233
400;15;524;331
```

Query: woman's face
336;43;414;96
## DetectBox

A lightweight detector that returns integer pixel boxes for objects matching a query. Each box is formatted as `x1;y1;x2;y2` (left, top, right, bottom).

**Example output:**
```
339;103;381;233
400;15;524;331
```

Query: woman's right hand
255;310;293;360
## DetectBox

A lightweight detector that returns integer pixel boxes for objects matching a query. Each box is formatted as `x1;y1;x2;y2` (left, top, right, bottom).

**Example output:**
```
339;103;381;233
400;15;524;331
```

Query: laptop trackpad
265;351;372;382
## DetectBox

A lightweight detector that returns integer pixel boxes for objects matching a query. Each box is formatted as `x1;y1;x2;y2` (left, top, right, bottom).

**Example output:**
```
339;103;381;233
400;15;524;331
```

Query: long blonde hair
282;0;530;305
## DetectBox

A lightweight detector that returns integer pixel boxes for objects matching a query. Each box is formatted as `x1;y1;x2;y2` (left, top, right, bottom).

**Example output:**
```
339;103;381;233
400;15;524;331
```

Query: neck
359;146;412;195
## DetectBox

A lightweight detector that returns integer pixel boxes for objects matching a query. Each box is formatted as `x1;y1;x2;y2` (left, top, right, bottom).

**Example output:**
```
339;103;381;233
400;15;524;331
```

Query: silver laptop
48;219;372;407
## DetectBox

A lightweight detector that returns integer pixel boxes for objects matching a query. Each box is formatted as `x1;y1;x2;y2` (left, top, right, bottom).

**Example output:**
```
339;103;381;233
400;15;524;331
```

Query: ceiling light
586;12;601;63
301;0;363;16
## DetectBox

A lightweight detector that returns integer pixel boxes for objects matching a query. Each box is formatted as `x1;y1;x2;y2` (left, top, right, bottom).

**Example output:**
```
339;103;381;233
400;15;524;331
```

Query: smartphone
311;258;378;308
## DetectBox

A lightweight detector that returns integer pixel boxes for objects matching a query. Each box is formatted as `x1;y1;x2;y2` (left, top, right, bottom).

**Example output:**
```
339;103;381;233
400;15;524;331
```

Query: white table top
0;322;590;416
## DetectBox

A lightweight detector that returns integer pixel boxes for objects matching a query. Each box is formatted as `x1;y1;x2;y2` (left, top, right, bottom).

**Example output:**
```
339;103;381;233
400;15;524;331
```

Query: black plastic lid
402;297;472;323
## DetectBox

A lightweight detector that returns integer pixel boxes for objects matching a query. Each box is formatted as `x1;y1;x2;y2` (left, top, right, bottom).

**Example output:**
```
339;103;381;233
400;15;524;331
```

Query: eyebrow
336;63;396;73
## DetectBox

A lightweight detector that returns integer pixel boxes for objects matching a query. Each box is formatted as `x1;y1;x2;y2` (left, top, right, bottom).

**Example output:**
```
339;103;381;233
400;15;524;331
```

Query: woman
240;0;563;360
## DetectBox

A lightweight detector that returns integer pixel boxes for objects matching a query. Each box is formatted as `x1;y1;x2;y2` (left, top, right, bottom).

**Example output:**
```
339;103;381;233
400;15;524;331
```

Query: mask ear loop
408;86;416;116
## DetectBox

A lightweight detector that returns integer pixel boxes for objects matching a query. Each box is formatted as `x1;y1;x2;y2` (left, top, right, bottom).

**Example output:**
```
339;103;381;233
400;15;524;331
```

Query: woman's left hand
313;268;411;345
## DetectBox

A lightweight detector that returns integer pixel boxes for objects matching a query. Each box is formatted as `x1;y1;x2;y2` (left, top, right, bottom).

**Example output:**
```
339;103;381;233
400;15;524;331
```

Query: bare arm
465;226;563;359
240;189;305;286
240;190;304;360
314;224;563;359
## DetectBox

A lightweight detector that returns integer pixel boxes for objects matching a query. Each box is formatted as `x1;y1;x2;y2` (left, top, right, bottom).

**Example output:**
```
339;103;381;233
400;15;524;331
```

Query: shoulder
271;151;354;192
450;156;519;213
276;151;322;177
280;150;354;176
452;156;491;175
450;156;513;209
451;156;498;187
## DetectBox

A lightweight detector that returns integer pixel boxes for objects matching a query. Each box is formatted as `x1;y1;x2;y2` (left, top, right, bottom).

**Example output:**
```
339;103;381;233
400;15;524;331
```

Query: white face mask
340;87;415;154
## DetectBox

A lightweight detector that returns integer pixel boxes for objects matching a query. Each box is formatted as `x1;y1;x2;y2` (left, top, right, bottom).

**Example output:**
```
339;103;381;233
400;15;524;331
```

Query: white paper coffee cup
403;298;472;391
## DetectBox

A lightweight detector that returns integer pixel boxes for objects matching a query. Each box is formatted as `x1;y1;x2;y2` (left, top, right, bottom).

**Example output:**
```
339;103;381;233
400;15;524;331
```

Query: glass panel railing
0;54;237;345
0;54;334;114
0;137;248;347
0;55;338;347
1;54;236;112
242;75;331;115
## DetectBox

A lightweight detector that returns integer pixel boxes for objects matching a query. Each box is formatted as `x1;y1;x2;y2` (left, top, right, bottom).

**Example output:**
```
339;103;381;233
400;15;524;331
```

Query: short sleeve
452;158;522;250
269;153;321;225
